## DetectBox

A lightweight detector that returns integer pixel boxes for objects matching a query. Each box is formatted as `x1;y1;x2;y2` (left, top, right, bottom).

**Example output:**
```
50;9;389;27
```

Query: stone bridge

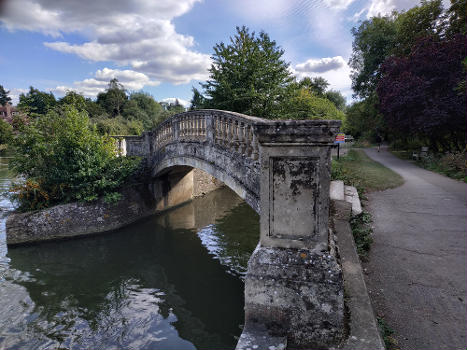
116;109;344;349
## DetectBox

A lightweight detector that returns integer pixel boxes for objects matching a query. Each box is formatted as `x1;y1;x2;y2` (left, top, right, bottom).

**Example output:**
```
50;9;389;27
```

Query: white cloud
1;0;210;84
7;88;29;105
161;98;191;108
53;68;159;98
293;56;353;101
367;0;397;17
323;0;357;10
295;56;346;74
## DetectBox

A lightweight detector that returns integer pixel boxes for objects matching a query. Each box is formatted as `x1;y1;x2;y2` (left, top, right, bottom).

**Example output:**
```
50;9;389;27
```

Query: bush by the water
10;106;140;211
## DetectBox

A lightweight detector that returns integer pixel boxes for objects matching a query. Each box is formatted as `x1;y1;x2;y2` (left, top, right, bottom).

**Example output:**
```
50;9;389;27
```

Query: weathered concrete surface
236;322;287;350
6;185;155;245
256;120;339;251
363;147;466;350
243;245;344;349
331;199;385;350
152;166;223;211
330;180;345;201
344;185;362;216
151;141;260;213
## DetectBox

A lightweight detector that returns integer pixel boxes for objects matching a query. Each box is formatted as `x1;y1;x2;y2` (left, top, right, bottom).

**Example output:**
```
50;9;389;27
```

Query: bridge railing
152;110;262;161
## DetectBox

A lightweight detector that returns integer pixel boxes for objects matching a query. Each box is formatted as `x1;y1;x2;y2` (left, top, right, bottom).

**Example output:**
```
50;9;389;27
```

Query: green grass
332;149;404;195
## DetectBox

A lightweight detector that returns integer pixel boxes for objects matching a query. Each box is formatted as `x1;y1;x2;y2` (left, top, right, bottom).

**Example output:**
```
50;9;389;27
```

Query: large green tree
349;0;444;99
0;85;12;106
96;78;128;117
201;26;293;118
18;87;56;117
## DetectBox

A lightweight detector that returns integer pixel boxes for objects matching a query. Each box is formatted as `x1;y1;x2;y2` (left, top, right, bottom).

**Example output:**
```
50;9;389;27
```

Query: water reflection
0;183;259;350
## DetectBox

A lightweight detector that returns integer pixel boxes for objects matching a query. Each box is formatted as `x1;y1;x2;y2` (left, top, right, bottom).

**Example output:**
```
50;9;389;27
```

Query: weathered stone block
244;245;344;349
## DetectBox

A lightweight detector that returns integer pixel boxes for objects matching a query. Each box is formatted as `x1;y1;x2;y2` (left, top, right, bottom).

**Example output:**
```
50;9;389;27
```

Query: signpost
334;133;345;159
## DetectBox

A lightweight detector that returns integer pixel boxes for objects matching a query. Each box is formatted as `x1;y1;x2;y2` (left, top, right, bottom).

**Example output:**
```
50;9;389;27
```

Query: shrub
10;106;140;211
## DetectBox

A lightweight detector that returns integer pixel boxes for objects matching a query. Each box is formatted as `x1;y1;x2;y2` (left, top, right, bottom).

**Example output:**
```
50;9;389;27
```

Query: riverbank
6;184;156;245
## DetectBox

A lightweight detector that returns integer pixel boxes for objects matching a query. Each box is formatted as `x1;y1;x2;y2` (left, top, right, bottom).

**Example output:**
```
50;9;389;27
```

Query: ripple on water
0;155;257;349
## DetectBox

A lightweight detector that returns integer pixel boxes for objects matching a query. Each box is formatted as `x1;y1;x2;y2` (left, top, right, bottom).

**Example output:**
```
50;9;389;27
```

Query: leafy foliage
10;106;140;211
0;118;13;144
350;212;374;261
201;26;293;118
18;86;57;117
280;86;346;121
377;35;466;150
0;85;12;106
96;78;128;117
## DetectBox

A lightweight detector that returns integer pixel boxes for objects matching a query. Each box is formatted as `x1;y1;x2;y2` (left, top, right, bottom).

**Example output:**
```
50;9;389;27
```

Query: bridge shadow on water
2;187;259;350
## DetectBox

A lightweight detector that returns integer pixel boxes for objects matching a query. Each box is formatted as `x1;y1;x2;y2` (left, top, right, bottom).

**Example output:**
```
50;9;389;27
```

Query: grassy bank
332;149;404;195
391;150;466;183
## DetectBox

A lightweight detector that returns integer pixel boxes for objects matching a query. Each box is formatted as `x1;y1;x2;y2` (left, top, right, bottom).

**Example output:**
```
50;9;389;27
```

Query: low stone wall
6;168;224;246
6;185;156;246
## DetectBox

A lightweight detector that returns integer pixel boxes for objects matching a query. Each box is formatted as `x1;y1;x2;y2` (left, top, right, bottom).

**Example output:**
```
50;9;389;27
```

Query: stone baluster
173;118;180;141
230;119;238;152
224;117;229;146
200;115;205;139
192;115;197;138
237;121;244;154
225;118;232;149
205;113;214;143
219;116;225;145
251;129;259;160
196;115;201;138
244;124;252;157
182;116;187;139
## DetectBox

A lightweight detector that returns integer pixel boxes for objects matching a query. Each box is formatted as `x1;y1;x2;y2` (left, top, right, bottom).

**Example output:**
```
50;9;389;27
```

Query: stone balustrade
149;110;261;161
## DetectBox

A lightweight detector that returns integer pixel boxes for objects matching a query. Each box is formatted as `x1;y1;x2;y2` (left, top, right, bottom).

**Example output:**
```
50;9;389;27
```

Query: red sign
335;133;345;143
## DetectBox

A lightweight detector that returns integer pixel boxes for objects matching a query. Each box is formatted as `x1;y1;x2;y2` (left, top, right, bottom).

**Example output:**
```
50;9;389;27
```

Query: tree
85;98;106;118
18;86;56;117
190;87;207;110
10;106;140;210
96;78;128;117
324;90;347;111
58;91;87;111
349;15;397;99
0;85;12;106
445;0;466;37
0;118;13;144
344;98;384;140
393;0;443;55
124;92;165;129
377;35;466;151
299;77;330;96
201;26;293;118
279;86;346;121
349;0;444;99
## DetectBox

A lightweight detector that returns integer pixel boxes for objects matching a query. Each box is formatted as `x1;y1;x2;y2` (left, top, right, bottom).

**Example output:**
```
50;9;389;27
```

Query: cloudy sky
0;0;421;106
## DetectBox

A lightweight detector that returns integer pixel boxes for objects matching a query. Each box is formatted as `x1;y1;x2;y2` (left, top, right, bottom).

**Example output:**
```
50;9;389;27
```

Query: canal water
0;156;260;350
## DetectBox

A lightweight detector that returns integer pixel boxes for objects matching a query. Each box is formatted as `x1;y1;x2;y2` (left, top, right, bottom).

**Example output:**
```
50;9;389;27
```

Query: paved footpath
362;147;466;350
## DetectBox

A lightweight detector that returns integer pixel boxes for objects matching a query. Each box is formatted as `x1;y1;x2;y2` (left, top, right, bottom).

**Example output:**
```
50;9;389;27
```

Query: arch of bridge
120;109;340;251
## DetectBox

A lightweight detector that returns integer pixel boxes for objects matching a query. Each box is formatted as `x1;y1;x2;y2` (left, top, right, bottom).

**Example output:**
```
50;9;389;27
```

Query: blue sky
0;0;420;107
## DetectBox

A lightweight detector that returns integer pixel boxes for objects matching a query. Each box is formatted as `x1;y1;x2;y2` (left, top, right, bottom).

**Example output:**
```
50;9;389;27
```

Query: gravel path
362;147;466;350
